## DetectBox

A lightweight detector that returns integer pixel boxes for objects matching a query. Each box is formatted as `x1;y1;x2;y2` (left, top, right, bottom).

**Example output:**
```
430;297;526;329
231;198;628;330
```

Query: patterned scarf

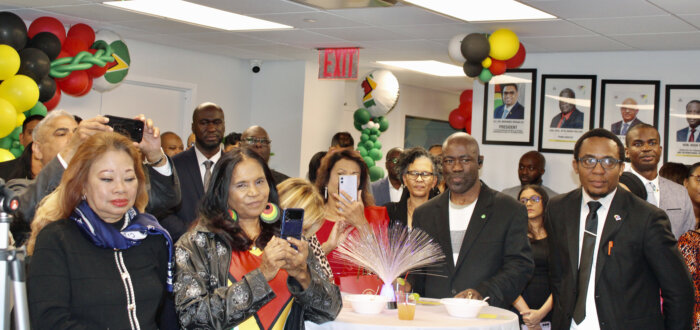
71;200;174;292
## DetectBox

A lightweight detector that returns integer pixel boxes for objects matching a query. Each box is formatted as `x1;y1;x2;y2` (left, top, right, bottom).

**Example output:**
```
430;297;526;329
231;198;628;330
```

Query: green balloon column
354;69;399;182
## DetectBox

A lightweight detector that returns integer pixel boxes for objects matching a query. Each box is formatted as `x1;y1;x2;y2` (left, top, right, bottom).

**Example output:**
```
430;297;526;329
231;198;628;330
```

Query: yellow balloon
15;112;25;128
0;45;20;81
488;29;520;61
0;98;17;138
0;148;14;162
481;57;492;69
0;75;40;113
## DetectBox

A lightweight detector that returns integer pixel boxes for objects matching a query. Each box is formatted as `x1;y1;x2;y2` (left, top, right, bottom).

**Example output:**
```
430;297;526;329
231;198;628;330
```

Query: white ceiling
2;0;700;92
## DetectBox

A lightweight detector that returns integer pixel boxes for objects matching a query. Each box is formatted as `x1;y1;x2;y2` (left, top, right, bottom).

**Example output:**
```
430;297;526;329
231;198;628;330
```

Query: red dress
315;206;389;290
679;230;700;330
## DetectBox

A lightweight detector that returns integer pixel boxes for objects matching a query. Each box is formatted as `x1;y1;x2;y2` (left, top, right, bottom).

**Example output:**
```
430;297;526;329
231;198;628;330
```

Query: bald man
502;151;558;199
161;131;184;158
408;132;533;308
241;125;289;185
611;98;645;135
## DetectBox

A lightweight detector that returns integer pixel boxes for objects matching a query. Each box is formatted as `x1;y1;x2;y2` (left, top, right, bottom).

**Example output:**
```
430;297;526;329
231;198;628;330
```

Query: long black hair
518;184;549;240
197;147;280;252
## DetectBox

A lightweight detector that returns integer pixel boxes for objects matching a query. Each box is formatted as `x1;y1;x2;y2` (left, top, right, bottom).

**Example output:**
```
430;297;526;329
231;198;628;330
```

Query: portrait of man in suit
546;128;693;329
408;132;533;309
494;83;525;120
676;100;700;142
611;98;645;135
550;88;584;129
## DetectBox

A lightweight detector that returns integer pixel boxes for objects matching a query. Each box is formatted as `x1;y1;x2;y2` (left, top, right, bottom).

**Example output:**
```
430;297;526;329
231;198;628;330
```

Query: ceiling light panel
404;0;556;22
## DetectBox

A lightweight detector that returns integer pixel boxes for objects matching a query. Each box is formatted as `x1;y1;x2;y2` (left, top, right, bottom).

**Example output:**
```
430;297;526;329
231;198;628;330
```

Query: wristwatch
143;148;166;167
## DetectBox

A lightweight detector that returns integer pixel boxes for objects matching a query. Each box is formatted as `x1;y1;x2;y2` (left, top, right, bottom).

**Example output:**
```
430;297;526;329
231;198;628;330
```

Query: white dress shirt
194;146;222;184
628;168;660;207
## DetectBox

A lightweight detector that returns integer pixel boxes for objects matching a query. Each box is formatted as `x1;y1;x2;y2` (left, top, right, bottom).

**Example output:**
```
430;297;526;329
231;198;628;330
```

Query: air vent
289;0;397;10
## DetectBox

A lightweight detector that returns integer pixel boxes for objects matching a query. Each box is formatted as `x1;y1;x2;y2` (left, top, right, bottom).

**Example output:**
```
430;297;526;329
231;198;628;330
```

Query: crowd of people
0;101;698;330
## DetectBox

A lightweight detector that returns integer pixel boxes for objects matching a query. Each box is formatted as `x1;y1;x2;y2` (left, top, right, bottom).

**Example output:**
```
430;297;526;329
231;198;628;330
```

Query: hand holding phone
280;208;304;249
338;175;358;202
105;115;144;142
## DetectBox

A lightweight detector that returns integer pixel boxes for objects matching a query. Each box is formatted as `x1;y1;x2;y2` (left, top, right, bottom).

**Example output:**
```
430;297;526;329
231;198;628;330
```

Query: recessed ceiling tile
383;23;487;40
250;12;365;29
39;4;156;22
519;35;634;52
678;14;700;29
196;0;318;15
609;32;700;50
112;18;221;34
519;0;665;19
309;26;410;42
327;6;459;26
647;0;700;15
475;19;595;37
571;15;696;35
238;29;344;46
173;31;269;46
235;43;316;60
0;0;86;8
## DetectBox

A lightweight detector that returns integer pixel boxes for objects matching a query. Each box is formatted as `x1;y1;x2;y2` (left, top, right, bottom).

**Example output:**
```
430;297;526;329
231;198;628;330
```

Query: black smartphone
105;115;144;143
280;208;304;249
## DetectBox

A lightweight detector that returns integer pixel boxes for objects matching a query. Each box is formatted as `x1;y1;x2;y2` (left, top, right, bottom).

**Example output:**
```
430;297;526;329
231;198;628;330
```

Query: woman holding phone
313;149;390;287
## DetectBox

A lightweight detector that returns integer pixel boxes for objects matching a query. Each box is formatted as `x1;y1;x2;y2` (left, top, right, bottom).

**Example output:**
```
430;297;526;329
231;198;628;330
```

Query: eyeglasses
243;137;271;146
519;196;541;204
406;171;434;180
577;156;622;169
689;175;700;183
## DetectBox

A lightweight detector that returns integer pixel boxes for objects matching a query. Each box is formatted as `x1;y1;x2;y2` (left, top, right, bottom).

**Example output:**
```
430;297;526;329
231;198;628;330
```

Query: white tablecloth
305;304;519;330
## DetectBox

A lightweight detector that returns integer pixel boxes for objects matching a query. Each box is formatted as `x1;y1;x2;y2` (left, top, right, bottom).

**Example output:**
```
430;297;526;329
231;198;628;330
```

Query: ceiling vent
289;0;398;10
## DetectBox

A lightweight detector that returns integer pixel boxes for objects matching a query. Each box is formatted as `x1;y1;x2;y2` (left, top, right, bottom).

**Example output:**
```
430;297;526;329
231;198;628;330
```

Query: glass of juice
397;293;416;320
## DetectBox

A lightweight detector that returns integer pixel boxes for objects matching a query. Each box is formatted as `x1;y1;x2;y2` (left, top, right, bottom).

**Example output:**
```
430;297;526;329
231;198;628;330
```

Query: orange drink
396;293;416;320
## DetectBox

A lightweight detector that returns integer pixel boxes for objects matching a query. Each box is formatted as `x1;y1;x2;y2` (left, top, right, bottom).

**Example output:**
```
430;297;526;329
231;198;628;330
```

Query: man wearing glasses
241;125;289;185
408;132;533;309
494;83;524;120
371;147;403;206
625;124;694;239
501;151;558;199
546;128;692;330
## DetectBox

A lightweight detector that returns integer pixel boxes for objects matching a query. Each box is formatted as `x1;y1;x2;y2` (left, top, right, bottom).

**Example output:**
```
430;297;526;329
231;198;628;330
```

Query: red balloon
449;108;467;130
86;49;108;78
61;37;88;56
458;101;473;121
56;70;90;96
505;43;526;69
56;50;70;60
75;77;93;96
67;23;95;48
465;118;472;135
44;87;61;111
459;89;473;105
28;17;66;45
489;59;507;75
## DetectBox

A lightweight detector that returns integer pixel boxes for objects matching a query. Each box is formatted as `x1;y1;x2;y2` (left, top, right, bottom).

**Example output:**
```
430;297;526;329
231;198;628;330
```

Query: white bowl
440;298;488;318
345;294;390;314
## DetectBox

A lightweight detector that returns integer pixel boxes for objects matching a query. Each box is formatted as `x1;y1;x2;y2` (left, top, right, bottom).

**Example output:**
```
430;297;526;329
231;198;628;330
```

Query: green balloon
10;147;22;158
362;128;371;135
9;127;21;140
363;140;374;150
363;156;375;168
353;108;371;125
11;140;21;149
378;116;389;132
370;128;380;135
360;133;369;142
479;68;493;83
373;141;382;150
353;120;363;131
369;134;377;142
369;166;384;182
357;146;368;157
369;148;382;161
28;102;48;117
0;136;11;149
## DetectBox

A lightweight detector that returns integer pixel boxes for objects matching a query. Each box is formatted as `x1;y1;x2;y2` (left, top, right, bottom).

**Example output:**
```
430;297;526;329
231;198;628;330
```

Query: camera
251;60;261;73
105;115;144;143
0;178;19;215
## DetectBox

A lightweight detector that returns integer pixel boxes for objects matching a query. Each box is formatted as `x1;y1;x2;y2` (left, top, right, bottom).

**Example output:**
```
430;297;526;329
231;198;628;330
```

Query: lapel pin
481;214;486;219
614;214;621;221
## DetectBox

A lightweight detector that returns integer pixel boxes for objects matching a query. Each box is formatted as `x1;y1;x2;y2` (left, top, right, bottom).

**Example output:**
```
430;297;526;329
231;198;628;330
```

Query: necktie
690;128;696;142
647;181;658;206
557;116;565;128
203;160;214;192
573;201;602;324
620;123;629;135
502;109;509;119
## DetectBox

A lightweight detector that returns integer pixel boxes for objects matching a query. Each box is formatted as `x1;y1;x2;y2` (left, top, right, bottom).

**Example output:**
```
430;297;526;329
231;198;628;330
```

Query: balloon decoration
449;29;527;84
354;70;399;181
448;90;473;134
0;12;130;155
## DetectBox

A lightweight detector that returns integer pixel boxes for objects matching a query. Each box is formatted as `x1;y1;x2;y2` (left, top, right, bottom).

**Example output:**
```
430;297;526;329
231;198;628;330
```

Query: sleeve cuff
151;158;172;176
57;153;68;169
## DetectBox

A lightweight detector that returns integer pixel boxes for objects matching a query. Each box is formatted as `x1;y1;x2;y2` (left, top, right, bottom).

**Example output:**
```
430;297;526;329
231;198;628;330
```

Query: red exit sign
318;48;359;79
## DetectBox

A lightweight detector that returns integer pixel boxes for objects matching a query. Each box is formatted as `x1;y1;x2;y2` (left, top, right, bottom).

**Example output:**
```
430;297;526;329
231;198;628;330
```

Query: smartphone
105;115;144;142
338;174;358;202
280;208;304;249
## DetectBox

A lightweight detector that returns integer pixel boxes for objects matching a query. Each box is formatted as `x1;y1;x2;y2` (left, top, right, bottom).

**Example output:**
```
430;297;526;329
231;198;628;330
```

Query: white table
305;303;519;330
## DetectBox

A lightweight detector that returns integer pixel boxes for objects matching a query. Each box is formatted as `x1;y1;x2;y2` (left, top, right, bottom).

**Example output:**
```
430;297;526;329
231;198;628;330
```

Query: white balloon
448;34;467;65
92;29;130;93
356;70;400;118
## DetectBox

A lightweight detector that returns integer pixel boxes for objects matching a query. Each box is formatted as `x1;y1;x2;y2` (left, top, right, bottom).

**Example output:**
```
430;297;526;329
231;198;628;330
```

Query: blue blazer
494;102;524;119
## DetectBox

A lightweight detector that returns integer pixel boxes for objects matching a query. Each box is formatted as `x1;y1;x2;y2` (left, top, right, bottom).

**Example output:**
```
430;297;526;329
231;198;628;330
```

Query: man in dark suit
241;125;289;185
676;100;700;142
408;132;534;309
610;98;645;135
370;147;403;206
546;128;693;329
550;88;584;129
494;83;524;119
162;102;224;241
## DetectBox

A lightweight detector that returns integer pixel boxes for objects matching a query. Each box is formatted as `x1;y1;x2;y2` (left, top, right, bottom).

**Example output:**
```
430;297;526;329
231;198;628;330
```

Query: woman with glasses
512;185;552;330
385;147;440;229
681;162;700;329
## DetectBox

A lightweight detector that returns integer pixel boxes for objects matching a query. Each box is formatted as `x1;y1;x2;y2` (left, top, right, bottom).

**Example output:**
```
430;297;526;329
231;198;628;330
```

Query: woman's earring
324;186;328;199
228;209;238;222
259;203;281;223
81;194;86;200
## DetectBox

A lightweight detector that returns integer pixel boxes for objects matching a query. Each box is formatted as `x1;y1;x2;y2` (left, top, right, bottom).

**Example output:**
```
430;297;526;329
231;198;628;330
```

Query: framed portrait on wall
664;85;700;164
482;68;536;146
538;74;597;153
599;79;659;142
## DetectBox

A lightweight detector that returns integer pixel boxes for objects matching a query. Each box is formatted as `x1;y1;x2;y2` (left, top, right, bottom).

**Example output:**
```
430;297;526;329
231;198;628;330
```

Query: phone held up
280;208;304;250
105;115;144;143
338;174;358;202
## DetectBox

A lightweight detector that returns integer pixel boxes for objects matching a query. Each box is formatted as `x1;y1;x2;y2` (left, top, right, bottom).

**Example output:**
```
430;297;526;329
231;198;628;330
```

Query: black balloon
27;32;62;61
0;12;28;50
463;61;482;78
461;33;490;63
37;75;57;103
18;48;51;82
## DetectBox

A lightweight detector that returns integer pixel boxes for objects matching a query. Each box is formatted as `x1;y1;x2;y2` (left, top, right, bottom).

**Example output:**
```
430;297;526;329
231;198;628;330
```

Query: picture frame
482;68;537;146
599;79;660;141
664;85;700;164
538;74;597;154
